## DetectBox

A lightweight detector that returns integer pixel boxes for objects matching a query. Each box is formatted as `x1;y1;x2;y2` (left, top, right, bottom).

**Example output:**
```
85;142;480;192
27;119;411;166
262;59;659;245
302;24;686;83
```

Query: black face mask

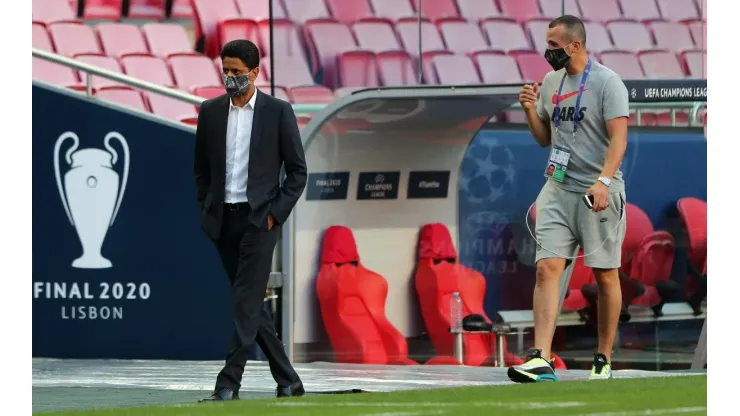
544;47;571;71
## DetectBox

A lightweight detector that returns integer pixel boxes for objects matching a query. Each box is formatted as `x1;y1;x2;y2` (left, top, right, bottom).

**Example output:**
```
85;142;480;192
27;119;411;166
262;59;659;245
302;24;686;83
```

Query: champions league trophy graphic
53;131;130;269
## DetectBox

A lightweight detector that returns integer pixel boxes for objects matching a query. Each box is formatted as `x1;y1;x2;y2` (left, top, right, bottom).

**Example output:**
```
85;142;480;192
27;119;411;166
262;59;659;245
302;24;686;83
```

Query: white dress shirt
224;91;257;203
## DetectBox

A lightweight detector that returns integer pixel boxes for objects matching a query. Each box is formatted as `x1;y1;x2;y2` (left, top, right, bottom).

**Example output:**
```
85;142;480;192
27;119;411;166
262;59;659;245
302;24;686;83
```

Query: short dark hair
220;39;260;69
548;15;587;46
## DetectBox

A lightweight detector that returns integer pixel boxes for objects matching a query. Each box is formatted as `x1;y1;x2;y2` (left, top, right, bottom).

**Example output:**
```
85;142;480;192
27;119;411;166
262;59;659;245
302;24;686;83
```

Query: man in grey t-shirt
507;15;630;383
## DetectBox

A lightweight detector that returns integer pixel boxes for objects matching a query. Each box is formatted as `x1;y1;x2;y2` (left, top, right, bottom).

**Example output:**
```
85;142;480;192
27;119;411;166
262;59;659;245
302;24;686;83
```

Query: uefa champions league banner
32;84;233;359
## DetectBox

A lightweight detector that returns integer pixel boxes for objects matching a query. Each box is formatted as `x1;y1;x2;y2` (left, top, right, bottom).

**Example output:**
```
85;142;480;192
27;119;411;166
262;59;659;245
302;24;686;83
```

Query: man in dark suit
194;39;307;401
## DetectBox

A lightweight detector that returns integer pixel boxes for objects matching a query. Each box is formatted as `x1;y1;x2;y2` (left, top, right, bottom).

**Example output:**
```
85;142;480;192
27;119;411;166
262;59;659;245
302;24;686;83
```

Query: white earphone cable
524;199;625;260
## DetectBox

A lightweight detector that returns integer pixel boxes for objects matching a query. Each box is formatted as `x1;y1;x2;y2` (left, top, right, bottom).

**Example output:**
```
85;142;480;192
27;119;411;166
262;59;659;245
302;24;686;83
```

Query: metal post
453;331;464;364
561;0;566;15
495;333;506;367
281;211;296;362
85;73;92;96
268;0;275;97
417;0;423;84
691;317;707;370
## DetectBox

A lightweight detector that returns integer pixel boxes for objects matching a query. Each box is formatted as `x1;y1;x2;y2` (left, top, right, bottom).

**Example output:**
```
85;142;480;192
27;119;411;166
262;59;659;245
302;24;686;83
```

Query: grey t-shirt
535;60;629;193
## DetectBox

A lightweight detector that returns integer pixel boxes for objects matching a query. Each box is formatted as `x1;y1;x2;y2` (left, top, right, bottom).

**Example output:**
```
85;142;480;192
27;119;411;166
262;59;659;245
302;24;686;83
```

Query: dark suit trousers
213;204;300;392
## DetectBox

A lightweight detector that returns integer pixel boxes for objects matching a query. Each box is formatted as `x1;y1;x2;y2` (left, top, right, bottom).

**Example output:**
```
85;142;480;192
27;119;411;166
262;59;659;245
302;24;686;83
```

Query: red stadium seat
234;0;287;20
352;18;403;53
677;197;707;310
127;0;167;20
456;0;502;21
656;0;699;22
584;22;616;53
33;23;54;52
316;225;419;365
304;20;359;87
282;0;332;23
146;93;198;121
120;55;175;87
688;20;705;48
259;56;316;87
431;54;481;85
95;87;148;112
578;0;622;21
629;232;676;309
170;0;194;19
218;19;260;52
141;23;193;57
257;85;292;102
33;0;78;24
500;0;542;22
598;51;645;79
96;23;150;58
76;55;125;89
48;23;103;57
525;18;551;51
192;0;241;58
192;86;226;99
681;50;706;78
168;54;223;91
638;50;686;79
475;52;524;84
376;51;419;85
33;58;82;89
415;0;460;21
621;203;655;273
438;19;490;55
370;0;416;20
414;223;525;367
515;52;552;83
395;20;447;59
287;86;336;104
338;51;380;87
325;0;374;24
481;18;533;53
256;19;307;60
620;0;662;21
82;0;123;20
650;21;696;53
538;0;579;18
607;20;656;52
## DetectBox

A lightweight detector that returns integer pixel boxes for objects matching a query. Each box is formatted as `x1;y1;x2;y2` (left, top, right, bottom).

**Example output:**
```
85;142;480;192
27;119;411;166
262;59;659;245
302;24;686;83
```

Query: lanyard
554;58;592;139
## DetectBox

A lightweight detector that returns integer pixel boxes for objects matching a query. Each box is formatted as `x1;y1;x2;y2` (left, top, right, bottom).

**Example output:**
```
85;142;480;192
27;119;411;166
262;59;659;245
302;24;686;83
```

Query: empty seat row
211;17;705;86
33;21;194;58
33;0;193;23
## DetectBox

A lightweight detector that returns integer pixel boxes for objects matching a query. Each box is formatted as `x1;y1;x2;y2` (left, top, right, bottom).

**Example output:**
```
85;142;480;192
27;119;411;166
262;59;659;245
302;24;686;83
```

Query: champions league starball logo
459;138;518;233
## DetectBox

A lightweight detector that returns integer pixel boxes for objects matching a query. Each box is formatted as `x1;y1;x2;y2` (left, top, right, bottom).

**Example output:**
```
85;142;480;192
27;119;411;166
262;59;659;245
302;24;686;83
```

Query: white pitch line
271;401;588;410
576;407;707;416
360;411;447;416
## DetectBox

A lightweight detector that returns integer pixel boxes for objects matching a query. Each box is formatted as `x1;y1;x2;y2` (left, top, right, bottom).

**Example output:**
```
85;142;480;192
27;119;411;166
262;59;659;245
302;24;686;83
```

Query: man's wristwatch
598;176;612;187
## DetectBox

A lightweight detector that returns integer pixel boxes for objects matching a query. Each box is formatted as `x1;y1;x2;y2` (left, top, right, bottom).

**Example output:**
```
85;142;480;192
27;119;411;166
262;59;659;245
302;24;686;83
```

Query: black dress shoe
198;388;238;402
276;381;305;398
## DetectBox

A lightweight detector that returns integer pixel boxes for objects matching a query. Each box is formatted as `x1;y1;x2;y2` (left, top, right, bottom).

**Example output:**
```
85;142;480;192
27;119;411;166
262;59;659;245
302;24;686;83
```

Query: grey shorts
534;180;626;269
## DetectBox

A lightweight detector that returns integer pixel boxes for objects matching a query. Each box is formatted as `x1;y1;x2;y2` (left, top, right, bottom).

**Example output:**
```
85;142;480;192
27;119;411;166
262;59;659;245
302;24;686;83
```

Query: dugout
279;85;581;361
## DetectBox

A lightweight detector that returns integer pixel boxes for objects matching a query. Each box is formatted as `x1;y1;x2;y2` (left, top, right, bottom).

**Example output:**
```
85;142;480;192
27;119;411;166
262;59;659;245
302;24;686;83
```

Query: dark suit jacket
193;89;307;241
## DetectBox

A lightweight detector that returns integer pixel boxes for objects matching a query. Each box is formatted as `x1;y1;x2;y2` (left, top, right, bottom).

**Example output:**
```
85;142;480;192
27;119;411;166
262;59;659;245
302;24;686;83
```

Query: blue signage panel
407;171;450;199
305;172;350;201
32;84;233;359
357;171;400;200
